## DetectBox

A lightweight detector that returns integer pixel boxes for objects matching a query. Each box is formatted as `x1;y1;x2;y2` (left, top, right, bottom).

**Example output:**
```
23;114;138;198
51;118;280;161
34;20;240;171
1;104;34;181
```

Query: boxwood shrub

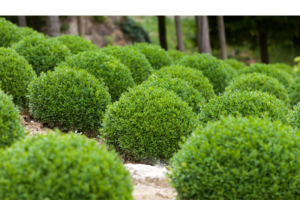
100;86;197;162
167;49;185;64
178;53;232;94
239;63;293;89
0;131;134;200
287;104;300;129
154;65;215;101
0;89;25;149
133;43;171;70
100;45;153;84
168;116;300;200
58;51;135;102
55;34;99;55
0;17;21;47
198;90;288;125
28;66;111;134
0;48;36;108
12;34;71;76
223;58;247;70
289;77;300;106
270;63;296;77
141;75;205;113
227;73;290;104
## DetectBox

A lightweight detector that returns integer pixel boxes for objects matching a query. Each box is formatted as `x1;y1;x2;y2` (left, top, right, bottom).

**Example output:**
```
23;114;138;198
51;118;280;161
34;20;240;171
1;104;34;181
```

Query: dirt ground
20;114;177;200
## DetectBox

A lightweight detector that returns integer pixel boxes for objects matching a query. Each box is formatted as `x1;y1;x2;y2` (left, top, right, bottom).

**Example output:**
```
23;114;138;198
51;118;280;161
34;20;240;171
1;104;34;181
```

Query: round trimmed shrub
0;48;36;108
12;34;71;76
198;90;288;124
0;131;134;200
287;104;300;129
100;86;198;162
178;53;232;94
154;65;215;101
271;63;296;77
141;75;205;113
222;61;238;80
28;66;111;134
0;17;21;47
100;45;153;84
19;27;44;38
168;116;300;200
223;58;247;70
167;49;185;64
58;51;135;102
133;43;171;70
55;34;99;55
0;89;25;149
239;63;294;89
289;77;300;106
227;73;290;104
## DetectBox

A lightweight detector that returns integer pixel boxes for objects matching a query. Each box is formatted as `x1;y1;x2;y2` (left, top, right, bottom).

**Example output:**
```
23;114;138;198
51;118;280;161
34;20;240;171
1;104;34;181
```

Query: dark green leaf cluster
0;17;22;47
28;66;111;134
100;45;154;84
239;63;294;89
270;63;296;77
167;49;185;64
178;53;233;94
133;43;171;70
100;86;198;162
168;116;300;200
0;131;134;200
223;58;247;70
198;90;288;125
227;73;290;104
12;34;71;76
287;104;300;129
289;77;300;106
55;34;99;55
0;89;25;149
141;75;205;114
58;51;135;102
0;48;37;108
154;65;215;101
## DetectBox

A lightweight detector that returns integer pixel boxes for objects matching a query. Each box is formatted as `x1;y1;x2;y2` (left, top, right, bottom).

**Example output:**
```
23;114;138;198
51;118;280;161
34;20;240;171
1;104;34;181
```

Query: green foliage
141;75;205;113
28;66;111;134
0;48;36;108
0;17;22;47
239;63;294;89
55;34;99;55
19;27;44;38
289;77;300;106
60;23;70;33
58;51;135;102
0;131;134;200
223;58;247;70
100;86;197;162
12;34;71;76
178;53;233;94
287;104;300;129
0;89;25;149
119;17;151;43
92;16;107;23
270;63;296;77
198;90;288;125
227;73;290;104
168;116;300;200
133;43;171;70
154;65;215;101
100;45;154;84
167;49;185;64
222;61;238;80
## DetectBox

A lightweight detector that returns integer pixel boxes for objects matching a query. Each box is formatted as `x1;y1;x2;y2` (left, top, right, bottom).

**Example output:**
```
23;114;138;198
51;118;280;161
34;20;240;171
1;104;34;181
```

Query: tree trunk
217;16;227;59
196;16;202;53
158;16;168;50
77;16;85;36
259;31;269;64
46;16;60;37
174;16;184;52
18;16;27;27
